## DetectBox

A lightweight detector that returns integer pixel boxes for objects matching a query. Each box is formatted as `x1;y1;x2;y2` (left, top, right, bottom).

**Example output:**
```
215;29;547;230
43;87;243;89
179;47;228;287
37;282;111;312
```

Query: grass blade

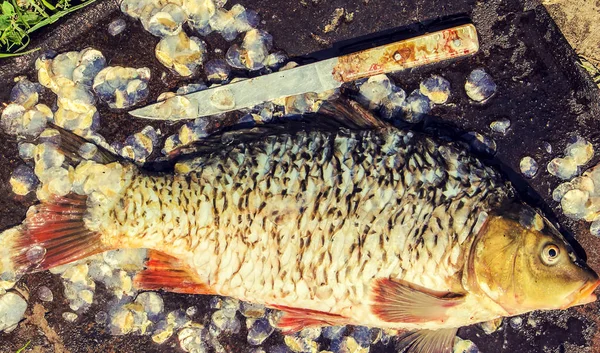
0;45;39;57
15;341;31;353
27;0;97;33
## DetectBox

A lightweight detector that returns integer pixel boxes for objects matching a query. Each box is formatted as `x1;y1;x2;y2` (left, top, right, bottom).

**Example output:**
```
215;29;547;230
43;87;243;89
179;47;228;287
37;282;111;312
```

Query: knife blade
130;23;479;121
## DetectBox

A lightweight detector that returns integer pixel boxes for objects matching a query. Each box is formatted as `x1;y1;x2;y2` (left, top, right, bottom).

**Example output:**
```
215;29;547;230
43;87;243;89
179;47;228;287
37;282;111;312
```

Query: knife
130;23;479;120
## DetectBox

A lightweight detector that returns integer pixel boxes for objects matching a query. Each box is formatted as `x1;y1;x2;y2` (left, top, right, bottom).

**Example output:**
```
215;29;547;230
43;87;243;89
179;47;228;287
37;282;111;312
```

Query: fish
7;99;600;353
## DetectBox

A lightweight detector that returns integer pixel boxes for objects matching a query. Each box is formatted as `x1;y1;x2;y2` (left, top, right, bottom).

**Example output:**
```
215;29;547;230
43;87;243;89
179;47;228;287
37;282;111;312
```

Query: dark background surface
1;0;600;352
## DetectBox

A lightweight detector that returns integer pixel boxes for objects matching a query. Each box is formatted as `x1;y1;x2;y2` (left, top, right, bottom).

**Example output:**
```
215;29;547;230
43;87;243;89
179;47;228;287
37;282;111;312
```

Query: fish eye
541;244;561;265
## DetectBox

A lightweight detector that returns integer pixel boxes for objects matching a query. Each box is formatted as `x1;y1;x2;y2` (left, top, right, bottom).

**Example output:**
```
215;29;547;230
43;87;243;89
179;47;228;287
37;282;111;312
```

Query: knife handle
332;24;479;82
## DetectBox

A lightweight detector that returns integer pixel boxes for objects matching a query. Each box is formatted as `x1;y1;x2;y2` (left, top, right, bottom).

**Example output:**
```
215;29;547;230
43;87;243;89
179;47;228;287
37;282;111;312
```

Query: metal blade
130;58;340;120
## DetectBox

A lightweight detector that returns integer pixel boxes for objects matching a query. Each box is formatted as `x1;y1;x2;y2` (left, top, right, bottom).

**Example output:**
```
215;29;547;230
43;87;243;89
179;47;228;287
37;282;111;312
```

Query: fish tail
11;124;121;273
11;193;109;273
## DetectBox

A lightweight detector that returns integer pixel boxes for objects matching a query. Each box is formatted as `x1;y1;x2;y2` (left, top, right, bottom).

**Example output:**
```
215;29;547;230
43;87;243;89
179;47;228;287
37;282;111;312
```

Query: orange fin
12;194;107;272
270;304;349;334
371;278;464;323
134;250;214;295
397;328;458;353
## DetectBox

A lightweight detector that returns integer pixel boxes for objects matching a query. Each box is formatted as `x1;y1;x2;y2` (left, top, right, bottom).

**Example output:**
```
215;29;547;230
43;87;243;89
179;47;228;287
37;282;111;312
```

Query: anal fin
270;304;349;334
12;193;107;272
397;328;458;353
371;278;465;323
134;250;214;295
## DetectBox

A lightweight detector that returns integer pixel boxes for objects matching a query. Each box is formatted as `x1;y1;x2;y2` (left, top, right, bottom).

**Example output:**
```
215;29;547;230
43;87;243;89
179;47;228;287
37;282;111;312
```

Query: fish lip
562;279;600;309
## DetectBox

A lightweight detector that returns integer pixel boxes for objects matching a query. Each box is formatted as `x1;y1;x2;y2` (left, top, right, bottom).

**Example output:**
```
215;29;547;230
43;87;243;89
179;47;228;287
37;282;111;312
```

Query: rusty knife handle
332;24;479;82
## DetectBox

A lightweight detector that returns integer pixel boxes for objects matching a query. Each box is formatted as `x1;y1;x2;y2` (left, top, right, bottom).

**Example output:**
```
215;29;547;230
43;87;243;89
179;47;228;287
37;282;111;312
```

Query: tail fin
12;193;108;273
10;124;120;273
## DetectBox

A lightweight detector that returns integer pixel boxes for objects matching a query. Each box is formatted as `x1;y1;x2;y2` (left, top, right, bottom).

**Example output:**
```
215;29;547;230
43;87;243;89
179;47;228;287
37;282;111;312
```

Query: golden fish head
468;203;599;315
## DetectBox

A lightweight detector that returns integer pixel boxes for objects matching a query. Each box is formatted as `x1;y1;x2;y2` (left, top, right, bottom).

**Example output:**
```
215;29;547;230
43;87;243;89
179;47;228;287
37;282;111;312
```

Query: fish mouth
562;279;600;309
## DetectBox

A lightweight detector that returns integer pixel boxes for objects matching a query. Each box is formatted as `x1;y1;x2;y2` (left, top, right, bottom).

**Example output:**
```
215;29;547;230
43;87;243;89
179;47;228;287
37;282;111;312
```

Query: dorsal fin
47;123;120;164
168;98;390;160
317;98;391;129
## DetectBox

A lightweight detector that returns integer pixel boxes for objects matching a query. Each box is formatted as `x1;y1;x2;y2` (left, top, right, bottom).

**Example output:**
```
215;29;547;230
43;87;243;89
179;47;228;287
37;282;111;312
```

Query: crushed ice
420;75;451;104
156;32;207;77
93;66;151;109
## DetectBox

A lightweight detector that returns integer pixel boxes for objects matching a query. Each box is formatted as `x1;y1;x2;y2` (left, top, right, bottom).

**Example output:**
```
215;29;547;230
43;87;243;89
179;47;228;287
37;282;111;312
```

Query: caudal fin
12;193;108;273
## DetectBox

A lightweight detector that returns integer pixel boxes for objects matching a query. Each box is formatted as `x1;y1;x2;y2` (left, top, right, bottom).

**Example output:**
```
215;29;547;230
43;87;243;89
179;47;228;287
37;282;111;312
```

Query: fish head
469;203;599;315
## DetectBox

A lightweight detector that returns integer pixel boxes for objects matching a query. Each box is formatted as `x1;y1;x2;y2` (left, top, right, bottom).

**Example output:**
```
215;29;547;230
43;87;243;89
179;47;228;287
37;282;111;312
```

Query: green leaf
39;0;55;11
0;15;10;28
1;1;14;15
20;12;41;24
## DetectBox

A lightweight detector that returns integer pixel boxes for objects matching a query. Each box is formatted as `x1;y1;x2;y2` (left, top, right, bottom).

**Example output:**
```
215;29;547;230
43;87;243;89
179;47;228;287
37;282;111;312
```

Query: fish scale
90;125;510;327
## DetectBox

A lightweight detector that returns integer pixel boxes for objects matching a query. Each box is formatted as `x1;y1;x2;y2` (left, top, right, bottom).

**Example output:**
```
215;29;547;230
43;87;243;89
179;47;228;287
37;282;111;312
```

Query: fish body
99;126;507;330
12;101;600;352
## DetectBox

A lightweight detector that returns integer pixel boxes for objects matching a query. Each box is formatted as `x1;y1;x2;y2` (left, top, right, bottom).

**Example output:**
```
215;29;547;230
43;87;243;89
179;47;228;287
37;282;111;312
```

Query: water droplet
591;218;600;237
519;156;538;178
209;87;236;110
547;157;579;180
10;77;42;109
420;75;451;104
510;316;523;330
205;59;231;83
489;118;510;135
565;136;594;166
108;18;127;36
357;75;393;110
0;292;27;332
240;302;265;318
561;189;590;220
10;165;39;196
37;286;53;302
402;89;431;123
95;311;108;324
26;246;46;264
247;318;273;345
155;32;206;77
209;4;259;41
553;182;574;202
178;325;209;352
62;312;78;322
93;66;150;109
135;292;164;319
453;337;479;353
465;68;497;102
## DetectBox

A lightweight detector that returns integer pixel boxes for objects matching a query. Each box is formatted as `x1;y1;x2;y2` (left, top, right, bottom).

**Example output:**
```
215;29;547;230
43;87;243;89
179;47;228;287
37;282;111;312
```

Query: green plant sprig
0;0;96;58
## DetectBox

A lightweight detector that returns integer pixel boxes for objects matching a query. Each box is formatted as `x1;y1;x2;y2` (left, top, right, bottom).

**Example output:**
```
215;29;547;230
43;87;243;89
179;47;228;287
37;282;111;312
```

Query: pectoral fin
397;328;458;353
134;250;214;295
371;278;464;323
